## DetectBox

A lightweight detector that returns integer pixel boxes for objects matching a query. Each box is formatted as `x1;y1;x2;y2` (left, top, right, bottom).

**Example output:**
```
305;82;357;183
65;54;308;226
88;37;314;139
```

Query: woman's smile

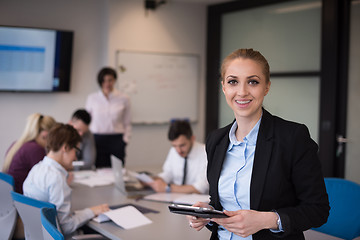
222;58;270;122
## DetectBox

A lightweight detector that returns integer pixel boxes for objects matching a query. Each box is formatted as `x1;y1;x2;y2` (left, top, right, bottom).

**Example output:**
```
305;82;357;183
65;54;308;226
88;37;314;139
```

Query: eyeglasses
74;146;82;155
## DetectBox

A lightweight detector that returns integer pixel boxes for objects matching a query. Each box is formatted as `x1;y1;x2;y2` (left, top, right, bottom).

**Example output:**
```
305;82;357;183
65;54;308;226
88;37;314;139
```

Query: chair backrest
11;191;56;240
41;207;64;240
312;177;360;240
0;172;17;240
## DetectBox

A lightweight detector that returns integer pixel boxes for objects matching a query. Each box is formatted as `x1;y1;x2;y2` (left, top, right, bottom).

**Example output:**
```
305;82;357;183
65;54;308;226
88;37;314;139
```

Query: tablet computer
168;204;228;218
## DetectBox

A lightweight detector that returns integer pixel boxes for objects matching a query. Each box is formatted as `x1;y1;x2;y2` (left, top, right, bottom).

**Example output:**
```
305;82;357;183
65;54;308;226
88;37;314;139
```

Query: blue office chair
11;191;56;240
41;207;64;240
40;207;108;240
312;177;360;240
0;173;17;240
12;191;107;240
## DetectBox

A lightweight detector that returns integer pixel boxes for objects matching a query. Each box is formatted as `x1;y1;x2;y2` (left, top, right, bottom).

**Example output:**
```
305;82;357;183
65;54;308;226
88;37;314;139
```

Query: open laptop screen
110;155;127;195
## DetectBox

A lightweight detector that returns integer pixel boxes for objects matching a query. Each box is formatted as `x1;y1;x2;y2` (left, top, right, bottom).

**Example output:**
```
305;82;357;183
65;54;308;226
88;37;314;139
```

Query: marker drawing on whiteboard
119;65;127;73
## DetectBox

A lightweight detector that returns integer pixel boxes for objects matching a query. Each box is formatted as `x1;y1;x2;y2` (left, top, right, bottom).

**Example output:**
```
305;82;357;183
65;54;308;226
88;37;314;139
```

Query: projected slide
0;45;45;72
0;27;56;91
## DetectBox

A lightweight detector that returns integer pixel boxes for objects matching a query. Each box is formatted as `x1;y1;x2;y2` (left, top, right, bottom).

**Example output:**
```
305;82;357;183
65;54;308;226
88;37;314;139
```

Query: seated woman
3;113;56;194
23;123;109;238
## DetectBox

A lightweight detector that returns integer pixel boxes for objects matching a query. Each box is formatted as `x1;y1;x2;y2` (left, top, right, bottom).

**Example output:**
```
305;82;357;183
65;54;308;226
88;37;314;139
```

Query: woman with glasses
23;123;109;238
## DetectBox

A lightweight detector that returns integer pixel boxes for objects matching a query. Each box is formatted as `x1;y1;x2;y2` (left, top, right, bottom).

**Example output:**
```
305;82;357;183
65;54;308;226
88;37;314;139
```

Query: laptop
110;155;127;196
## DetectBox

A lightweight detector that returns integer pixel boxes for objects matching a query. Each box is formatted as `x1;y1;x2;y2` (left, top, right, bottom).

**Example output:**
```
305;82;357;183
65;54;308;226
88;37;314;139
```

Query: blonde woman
3;113;56;193
188;49;329;239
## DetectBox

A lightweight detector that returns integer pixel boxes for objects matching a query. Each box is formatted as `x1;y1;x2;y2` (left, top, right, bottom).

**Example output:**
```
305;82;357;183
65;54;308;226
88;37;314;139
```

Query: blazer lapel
209;124;231;209
213;134;229;209
250;109;274;210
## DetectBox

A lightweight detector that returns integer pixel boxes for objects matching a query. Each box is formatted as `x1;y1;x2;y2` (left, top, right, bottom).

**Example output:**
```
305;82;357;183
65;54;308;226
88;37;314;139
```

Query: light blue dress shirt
217;118;283;240
217;119;260;240
23;156;94;237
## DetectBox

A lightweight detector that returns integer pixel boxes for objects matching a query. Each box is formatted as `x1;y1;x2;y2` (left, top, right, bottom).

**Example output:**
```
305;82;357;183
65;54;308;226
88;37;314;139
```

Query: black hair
72;109;91;125
97;67;117;87
168;120;192;141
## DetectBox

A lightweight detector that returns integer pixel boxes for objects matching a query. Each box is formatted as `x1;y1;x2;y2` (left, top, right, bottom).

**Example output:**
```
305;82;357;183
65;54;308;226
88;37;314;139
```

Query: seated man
68;109;96;170
147;120;208;194
23;123;109;238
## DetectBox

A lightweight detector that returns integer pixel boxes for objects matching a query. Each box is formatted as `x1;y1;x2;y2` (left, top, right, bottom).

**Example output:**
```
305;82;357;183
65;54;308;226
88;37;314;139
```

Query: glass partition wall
219;0;321;142
206;0;351;178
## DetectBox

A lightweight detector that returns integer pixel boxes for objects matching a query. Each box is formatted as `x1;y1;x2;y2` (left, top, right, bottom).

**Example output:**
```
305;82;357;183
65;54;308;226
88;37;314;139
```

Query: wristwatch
276;214;281;229
165;184;171;193
272;210;281;230
274;211;281;230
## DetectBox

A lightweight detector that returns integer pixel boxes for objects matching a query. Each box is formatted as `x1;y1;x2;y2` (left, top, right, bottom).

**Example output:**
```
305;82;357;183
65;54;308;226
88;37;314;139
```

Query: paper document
93;206;152;229
72;161;85;167
143;193;210;205
127;170;154;183
72;169;115;187
72;170;95;180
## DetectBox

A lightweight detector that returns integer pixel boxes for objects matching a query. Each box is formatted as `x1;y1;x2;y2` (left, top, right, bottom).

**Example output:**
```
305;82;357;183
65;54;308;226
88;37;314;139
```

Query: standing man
147;120;208;194
68;109;96;170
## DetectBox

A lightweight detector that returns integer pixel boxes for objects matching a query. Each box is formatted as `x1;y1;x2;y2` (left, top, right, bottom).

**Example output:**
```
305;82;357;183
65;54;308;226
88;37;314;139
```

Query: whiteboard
116;50;199;124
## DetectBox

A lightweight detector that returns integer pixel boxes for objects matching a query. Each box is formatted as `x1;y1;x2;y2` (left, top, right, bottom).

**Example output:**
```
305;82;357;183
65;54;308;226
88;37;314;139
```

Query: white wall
0;0;207;173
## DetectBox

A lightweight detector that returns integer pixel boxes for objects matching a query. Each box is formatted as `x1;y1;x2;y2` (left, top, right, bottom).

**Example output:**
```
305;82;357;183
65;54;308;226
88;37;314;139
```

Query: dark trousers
94;134;126;168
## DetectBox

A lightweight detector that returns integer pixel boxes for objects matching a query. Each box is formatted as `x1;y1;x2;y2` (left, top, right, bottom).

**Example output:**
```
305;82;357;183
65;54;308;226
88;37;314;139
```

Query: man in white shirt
147;120;208;194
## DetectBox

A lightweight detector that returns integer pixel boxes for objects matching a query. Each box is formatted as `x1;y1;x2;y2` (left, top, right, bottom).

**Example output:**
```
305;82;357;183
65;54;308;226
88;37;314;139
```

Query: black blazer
206;109;329;240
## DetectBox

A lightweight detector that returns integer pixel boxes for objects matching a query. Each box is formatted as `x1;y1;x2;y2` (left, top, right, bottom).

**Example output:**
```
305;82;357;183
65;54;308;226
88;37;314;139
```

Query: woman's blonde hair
2;113;56;172
220;48;270;83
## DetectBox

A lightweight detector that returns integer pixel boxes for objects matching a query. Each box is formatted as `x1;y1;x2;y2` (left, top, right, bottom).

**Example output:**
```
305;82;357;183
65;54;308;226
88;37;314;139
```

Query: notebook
111;155;127;195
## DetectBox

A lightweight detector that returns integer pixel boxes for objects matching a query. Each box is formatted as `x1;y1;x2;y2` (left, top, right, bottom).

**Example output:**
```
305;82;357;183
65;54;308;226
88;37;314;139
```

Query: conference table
70;182;344;240
70;182;211;240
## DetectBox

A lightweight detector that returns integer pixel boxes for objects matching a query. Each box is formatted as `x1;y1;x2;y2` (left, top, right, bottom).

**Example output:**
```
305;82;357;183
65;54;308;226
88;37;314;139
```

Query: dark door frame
205;0;350;177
